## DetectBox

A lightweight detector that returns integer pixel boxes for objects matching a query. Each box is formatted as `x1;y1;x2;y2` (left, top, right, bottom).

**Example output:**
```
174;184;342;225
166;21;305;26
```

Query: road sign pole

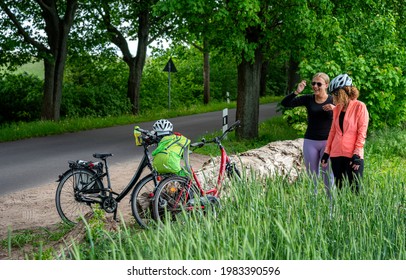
168;65;171;110
163;57;177;110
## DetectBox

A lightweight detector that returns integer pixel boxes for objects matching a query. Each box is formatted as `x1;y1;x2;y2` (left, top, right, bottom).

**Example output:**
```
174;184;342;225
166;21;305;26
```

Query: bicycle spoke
154;176;201;224
56;169;101;225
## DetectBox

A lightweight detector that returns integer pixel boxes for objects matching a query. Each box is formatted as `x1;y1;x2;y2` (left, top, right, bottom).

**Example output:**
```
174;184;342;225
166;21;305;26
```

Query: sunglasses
311;82;324;87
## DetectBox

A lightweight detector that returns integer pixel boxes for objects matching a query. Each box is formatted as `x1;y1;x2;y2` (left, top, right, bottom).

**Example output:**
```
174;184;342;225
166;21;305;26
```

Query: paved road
0;103;279;196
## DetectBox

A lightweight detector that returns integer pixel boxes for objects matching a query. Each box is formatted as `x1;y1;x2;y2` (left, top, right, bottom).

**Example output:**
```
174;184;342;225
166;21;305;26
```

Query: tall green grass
48;127;405;260
58;168;404;260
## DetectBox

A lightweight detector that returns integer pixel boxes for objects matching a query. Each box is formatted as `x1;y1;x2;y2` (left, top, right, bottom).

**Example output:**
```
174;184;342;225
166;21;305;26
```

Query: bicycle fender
56;169;71;182
56;167;97;182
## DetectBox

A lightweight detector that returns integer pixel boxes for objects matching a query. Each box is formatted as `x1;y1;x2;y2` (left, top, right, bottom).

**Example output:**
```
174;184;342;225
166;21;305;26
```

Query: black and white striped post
222;108;228;138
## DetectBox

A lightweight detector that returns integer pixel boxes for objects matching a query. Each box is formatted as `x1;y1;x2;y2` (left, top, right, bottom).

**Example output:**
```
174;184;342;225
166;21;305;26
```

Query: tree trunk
260;60;269;97
236;47;263;140
41;59;56;120
286;54;300;93
126;11;149;115
127;57;141;115
41;57;66;121
40;0;76;121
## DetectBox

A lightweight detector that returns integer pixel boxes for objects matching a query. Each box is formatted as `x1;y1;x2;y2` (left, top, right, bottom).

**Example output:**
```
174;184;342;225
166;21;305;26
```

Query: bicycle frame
190;144;230;198
186;120;241;199
108;148;158;203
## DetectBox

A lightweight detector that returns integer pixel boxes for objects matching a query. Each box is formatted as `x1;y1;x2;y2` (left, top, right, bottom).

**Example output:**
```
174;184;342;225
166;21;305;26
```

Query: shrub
0;73;43;124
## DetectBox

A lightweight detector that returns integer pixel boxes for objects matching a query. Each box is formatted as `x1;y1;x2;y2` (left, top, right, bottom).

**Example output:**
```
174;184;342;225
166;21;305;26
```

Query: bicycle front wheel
130;174;160;229
55;168;104;225
152;176;200;224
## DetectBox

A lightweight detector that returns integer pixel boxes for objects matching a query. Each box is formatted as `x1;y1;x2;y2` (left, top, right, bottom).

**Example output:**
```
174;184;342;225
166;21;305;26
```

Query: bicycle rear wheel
130;174;160;229
152;176;200;224
55;168;104;225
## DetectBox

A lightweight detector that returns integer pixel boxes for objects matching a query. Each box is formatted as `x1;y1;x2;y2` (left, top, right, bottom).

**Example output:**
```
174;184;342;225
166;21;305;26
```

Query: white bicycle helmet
328;74;352;94
153;119;173;136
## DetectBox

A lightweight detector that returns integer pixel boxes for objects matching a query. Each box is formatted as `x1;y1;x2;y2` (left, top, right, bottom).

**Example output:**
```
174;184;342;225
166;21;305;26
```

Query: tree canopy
1;0;405;135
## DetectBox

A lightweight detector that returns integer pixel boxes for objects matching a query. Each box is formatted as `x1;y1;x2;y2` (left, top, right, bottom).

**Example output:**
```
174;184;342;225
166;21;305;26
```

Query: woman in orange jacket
321;74;369;194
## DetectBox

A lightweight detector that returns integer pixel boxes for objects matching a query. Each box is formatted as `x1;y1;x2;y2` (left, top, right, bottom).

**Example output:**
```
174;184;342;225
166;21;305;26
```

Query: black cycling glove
321;153;330;164
350;154;362;166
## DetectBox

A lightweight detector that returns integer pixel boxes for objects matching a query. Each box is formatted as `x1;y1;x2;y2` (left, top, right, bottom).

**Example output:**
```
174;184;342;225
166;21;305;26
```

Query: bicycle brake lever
229;120;241;131
191;142;205;148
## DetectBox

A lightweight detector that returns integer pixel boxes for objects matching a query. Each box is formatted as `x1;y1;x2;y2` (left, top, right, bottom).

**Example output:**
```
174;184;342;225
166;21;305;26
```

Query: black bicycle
55;126;168;228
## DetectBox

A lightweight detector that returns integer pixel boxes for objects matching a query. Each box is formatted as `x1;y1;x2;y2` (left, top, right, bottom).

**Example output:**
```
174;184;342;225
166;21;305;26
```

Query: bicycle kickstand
113;209;119;222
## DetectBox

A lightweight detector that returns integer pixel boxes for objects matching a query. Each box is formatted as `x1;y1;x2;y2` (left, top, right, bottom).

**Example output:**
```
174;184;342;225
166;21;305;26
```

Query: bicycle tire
55;168;104;225
130;174;159;229
152;176;200;224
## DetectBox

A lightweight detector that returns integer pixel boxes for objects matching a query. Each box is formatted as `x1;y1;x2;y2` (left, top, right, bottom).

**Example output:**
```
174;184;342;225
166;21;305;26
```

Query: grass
64;125;404;260
1;225;71;249
0;61;43;79
54;154;405;260
1;224;73;259
15;61;44;78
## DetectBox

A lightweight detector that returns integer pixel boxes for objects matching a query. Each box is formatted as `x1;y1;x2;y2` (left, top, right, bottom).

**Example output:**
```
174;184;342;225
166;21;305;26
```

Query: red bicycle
152;120;242;224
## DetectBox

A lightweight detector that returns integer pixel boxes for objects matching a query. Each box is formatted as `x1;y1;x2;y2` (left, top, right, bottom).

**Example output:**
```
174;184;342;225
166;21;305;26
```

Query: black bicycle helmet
153;119;173;136
328;74;352;94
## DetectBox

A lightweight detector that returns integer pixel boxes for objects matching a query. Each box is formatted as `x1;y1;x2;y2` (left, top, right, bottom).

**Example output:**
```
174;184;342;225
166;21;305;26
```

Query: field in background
1;61;44;79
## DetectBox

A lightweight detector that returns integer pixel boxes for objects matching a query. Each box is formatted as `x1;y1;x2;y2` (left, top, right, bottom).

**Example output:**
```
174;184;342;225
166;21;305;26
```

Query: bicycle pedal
158;199;168;208
187;195;220;207
203;195;221;206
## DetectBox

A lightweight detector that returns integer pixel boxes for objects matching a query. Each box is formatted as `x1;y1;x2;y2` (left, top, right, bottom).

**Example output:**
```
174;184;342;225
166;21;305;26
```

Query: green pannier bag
152;133;191;175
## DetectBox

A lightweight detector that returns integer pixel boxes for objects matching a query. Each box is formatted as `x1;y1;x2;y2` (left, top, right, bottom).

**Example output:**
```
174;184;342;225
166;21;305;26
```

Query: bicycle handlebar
134;126;158;145
135;127;151;135
191;120;240;148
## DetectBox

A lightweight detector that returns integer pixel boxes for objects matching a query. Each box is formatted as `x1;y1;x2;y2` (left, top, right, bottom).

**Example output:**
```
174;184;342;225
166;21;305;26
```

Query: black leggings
330;156;364;194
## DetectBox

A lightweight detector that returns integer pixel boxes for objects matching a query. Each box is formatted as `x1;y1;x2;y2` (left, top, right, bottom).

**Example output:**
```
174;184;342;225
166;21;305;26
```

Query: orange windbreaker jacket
324;99;369;159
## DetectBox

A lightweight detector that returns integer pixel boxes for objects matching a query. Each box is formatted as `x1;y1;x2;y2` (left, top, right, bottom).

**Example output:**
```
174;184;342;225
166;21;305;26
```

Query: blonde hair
313;72;330;84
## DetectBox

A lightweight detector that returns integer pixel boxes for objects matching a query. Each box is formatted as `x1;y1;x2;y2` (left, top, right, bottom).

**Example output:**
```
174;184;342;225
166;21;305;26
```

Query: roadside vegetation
0;96;279;143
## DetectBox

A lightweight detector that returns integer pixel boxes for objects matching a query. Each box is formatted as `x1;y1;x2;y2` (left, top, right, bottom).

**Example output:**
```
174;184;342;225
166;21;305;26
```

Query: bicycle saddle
93;153;113;159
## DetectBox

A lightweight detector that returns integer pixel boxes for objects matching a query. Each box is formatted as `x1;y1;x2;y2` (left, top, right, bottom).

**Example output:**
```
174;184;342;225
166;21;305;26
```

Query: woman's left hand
350;154;361;170
323;104;335;111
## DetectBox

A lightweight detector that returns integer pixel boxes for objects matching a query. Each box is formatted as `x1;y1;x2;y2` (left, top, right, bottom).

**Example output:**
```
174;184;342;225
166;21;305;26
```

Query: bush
61;55;131;117
0;73;43;124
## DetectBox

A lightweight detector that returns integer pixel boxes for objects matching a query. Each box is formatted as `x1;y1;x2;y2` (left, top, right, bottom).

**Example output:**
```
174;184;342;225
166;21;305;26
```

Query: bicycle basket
134;126;143;146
